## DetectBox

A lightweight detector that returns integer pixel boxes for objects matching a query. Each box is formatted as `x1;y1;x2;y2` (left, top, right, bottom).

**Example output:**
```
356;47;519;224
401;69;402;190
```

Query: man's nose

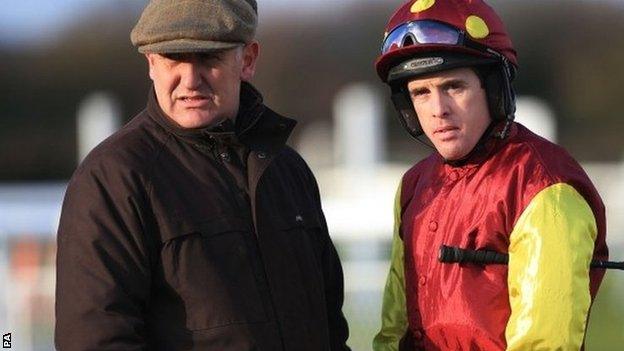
179;62;203;89
430;90;451;118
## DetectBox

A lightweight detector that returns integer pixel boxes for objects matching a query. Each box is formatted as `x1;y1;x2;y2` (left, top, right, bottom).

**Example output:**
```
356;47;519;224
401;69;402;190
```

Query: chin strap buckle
494;120;512;140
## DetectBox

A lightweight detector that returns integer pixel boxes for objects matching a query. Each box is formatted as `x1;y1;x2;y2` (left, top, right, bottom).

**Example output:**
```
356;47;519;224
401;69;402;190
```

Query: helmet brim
375;44;497;83
385;50;498;83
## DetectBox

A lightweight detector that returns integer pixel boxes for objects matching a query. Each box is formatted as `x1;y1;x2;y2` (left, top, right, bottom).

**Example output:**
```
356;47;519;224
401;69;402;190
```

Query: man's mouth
179;95;207;102
434;126;459;135
177;95;211;107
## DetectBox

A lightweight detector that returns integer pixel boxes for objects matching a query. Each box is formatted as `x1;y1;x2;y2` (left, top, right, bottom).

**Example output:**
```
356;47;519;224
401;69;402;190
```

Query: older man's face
147;42;258;129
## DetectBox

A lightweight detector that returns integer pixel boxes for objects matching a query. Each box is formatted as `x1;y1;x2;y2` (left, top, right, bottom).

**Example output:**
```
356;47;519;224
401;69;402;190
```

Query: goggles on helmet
381;19;515;85
381;20;489;56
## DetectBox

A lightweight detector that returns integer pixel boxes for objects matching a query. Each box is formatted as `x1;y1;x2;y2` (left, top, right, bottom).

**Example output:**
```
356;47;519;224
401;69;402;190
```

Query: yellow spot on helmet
465;15;490;39
383;31;389;40
410;0;435;13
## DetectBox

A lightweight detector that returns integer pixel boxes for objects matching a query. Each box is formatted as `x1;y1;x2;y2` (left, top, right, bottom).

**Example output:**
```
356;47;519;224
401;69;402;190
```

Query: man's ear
240;41;259;82
146;53;156;81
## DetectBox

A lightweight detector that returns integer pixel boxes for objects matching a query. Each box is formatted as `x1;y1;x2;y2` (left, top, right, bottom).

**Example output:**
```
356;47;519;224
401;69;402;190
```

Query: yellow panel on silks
506;183;597;350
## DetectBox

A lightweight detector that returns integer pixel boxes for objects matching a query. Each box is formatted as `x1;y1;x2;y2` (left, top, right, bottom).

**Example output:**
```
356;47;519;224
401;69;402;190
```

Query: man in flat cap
55;1;351;350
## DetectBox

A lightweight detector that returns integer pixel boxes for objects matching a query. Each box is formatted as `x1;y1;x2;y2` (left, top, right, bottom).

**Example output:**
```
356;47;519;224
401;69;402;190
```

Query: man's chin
438;147;468;161
173;112;223;129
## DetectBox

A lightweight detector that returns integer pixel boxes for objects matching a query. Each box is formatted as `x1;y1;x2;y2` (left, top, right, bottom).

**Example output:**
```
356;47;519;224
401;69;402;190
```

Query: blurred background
1;0;623;350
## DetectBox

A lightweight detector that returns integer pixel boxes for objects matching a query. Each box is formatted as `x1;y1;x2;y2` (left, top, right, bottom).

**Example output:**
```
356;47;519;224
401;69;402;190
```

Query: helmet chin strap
414;133;436;151
494;119;512;140
490;53;516;140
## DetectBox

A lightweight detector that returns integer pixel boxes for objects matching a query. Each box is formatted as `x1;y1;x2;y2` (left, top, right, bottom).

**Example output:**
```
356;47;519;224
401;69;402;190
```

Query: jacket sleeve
373;183;408;351
55;162;153;350
505;183;597;350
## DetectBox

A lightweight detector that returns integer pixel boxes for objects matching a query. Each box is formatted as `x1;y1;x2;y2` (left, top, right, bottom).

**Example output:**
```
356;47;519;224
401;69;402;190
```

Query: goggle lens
381;20;462;54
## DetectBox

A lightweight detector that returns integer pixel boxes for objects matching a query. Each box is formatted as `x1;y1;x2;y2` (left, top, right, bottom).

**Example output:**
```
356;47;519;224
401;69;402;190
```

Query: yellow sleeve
505;183;597;350
373;183;408;351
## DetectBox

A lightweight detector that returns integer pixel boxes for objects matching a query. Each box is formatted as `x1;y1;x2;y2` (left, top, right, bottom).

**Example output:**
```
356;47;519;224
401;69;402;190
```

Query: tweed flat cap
131;0;258;54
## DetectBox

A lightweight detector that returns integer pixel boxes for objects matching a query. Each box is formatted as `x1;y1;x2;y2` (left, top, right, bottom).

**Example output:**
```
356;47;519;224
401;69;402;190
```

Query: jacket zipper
210;141;285;350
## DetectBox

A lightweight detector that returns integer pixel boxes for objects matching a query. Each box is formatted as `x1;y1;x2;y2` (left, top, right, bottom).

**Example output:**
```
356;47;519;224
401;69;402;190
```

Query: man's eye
446;83;464;92
411;89;428;98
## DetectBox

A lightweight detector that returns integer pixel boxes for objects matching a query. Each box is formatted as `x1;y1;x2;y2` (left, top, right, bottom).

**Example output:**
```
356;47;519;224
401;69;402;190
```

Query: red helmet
375;0;517;83
376;0;518;140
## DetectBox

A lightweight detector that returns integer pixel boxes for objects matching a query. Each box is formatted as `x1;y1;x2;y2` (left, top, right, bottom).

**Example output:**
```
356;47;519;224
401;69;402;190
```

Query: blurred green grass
586;271;624;350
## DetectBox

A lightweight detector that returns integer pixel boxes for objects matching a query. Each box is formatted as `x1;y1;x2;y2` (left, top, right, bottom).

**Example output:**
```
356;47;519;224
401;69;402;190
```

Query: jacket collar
147;82;296;152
